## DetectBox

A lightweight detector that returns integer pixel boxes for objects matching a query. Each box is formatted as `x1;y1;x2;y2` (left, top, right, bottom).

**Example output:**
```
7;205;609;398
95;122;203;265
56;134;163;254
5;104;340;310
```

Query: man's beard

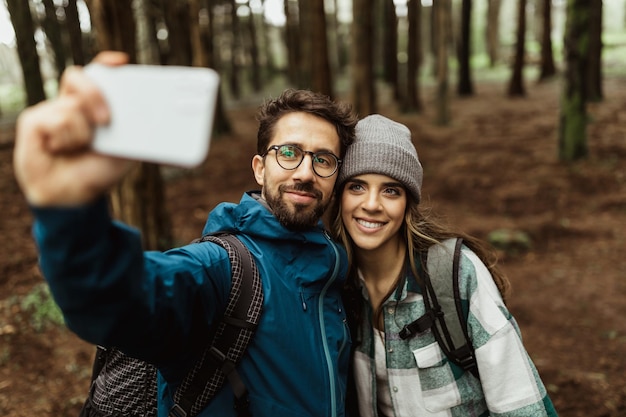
265;183;327;231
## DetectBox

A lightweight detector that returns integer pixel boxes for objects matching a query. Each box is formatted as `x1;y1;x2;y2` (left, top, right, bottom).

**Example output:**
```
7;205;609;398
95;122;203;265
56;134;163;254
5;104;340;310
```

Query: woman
332;114;557;417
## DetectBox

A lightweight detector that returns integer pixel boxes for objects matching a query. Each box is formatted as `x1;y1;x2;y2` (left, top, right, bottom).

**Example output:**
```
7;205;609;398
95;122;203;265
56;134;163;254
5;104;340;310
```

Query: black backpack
399;238;479;379
79;233;263;417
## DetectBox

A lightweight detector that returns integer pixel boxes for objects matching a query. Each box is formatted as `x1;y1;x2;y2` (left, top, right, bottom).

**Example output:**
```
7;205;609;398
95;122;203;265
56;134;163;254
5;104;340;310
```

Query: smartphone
84;63;220;168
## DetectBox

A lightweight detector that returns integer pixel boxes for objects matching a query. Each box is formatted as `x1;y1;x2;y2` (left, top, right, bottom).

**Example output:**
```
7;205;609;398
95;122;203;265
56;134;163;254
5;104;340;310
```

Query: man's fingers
92;51;129;66
44;98;94;153
56;52;129;126
19;98;93;154
60;65;112;125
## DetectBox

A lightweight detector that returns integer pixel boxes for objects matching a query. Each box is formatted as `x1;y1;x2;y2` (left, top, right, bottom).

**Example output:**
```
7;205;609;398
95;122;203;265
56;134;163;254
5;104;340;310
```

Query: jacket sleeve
31;198;232;370
461;249;558;417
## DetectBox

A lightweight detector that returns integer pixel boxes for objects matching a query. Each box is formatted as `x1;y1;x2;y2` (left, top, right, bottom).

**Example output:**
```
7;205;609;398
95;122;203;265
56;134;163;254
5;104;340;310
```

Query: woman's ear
252;154;265;186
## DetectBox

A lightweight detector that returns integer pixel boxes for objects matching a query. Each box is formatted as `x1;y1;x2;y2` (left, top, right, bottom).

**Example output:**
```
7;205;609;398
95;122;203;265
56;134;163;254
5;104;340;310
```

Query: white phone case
84;64;220;167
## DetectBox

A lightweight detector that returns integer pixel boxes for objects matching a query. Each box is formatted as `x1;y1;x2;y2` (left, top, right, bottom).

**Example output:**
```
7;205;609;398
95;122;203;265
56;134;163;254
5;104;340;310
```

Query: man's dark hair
256;89;357;157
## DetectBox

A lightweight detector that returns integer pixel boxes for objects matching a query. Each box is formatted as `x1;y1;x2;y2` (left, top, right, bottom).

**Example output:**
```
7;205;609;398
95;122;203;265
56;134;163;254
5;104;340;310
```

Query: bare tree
228;0;242;98
403;0;422;112
587;0;603;101
334;0;350;71
485;0;501;67
40;0;67;79
64;0;86;65
245;1;262;92
86;0;137;61
200;0;231;134
435;0;450;125
508;0;527;97
559;0;590;161
163;0;193;66
297;0;313;89
298;0;333;96
326;0;341;75
284;0;300;85
189;0;232;134
189;0;211;70
457;0;474;96
6;0;46;105
382;0;398;99
538;0;557;81
134;0;160;66
351;0;376;116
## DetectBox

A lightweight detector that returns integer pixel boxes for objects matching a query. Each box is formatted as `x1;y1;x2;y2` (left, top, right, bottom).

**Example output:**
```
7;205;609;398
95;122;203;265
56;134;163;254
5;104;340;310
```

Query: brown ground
1;77;625;416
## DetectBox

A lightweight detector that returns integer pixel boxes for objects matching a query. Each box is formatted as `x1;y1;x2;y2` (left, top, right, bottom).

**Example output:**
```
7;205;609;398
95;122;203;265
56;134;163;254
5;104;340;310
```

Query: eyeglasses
262;144;342;178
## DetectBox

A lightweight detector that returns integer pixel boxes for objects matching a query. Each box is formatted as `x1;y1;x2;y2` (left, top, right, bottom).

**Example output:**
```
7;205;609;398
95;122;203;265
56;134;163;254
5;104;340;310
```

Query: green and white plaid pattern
352;247;558;417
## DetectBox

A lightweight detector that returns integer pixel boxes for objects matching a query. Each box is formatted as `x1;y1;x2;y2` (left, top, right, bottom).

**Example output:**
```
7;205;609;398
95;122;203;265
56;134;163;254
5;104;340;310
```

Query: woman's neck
355;238;407;317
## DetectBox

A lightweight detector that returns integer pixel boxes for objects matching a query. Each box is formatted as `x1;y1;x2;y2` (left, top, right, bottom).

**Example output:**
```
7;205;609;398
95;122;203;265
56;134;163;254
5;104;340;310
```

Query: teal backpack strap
399;238;479;379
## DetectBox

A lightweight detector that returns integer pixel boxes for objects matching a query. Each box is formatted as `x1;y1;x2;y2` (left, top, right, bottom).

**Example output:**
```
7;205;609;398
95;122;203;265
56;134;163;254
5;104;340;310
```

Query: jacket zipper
319;233;340;417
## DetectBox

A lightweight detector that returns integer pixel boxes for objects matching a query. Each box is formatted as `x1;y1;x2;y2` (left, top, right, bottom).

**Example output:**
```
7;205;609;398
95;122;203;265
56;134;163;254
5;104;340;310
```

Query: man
13;52;357;417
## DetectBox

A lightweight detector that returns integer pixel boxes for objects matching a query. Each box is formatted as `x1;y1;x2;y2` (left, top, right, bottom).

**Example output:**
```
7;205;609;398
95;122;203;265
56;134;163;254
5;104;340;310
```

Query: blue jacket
33;191;351;417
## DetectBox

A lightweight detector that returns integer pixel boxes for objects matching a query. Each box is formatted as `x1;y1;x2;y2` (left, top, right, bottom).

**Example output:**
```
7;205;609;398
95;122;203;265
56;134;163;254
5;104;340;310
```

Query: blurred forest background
1;0;626;416
2;0;625;246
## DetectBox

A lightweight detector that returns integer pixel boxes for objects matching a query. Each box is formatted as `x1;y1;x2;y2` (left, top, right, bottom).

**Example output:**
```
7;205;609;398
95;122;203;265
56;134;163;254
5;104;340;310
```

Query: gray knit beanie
338;114;423;202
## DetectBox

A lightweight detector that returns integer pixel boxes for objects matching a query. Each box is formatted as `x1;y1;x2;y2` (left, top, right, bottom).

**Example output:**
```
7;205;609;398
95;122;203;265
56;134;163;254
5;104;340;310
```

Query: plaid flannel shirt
352;246;558;417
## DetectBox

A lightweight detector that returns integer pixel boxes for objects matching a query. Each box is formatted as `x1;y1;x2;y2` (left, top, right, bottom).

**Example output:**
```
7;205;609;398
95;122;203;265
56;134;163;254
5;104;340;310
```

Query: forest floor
1;74;625;417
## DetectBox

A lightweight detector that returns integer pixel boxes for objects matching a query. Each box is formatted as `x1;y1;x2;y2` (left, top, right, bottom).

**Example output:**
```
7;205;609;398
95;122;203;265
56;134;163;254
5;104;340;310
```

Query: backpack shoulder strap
423;238;478;378
170;233;263;417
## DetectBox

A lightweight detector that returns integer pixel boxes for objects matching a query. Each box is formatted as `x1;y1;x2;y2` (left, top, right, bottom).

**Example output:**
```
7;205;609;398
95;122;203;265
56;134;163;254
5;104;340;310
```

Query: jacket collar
202;191;328;244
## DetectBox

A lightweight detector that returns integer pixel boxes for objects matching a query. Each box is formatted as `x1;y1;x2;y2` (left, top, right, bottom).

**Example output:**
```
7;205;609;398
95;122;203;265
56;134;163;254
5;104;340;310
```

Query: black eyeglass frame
262;144;342;178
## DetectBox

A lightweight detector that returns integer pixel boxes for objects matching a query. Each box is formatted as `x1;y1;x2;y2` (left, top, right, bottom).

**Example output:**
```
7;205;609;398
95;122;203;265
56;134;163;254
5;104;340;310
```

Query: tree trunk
334;0;349;70
134;0;160;65
486;0;501;67
229;0;241;98
351;0;376;116
430;0;438;76
587;0;603;101
508;0;526;97
87;0;173;250
382;0;398;92
559;0;590;161
162;0;192;66
202;0;231;135
64;0;86;65
326;0;340;75
284;0;300;85
86;0;137;61
6;0;46;106
189;0;231;135
309;0;333;97
189;0;208;68
457;0;474;96
434;0;450;126
538;0;557;81
298;1;311;88
258;1;276;75
245;1;262;92
109;164;173;251
403;0;422;112
41;0;67;79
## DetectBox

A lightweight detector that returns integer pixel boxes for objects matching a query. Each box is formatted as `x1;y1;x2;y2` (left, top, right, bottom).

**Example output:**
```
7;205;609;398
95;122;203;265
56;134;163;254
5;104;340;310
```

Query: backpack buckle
169;404;188;417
